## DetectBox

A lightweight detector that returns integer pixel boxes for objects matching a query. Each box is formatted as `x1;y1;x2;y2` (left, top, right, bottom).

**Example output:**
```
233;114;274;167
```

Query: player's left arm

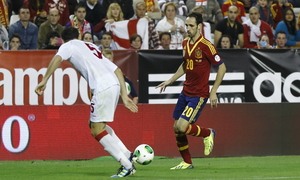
210;63;226;108
35;55;62;95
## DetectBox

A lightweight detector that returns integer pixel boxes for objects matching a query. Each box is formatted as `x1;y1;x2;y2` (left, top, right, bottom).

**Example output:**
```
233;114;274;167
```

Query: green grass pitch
0;156;299;180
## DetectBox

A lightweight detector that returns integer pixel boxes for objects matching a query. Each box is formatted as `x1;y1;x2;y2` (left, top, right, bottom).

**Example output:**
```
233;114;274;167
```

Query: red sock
184;124;211;137
95;131;108;141
175;132;192;164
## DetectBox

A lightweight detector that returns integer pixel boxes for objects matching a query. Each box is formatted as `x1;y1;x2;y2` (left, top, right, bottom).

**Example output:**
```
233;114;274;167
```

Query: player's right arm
35;55;62;95
156;61;186;93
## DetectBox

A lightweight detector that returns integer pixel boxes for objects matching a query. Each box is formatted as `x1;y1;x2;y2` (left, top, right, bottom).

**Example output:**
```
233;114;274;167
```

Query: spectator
222;0;247;23
191;6;213;43
133;0;162;19
130;1;160;49
255;34;273;48
129;33;142;49
47;0;70;26
8;7;38;50
214;5;244;48
158;0;188;16
38;8;64;49
0;21;9;50
82;31;94;42
9;33;22;50
98;32;114;49
102;49;114;60
243;6;274;48
255;0;273;27
79;0;104;27
216;34;234;48
186;0;223;32
274;30;287;48
157;31;171;49
102;49;139;104
102;0;134;20
156;2;185;49
65;4;93;39
93;3;124;35
22;0;48;27
239;0;252;12
270;0;293;29
275;7;300;47
41;30;62;49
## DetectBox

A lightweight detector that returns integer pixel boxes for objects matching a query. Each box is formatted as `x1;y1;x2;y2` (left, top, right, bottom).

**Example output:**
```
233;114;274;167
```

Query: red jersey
182;36;223;98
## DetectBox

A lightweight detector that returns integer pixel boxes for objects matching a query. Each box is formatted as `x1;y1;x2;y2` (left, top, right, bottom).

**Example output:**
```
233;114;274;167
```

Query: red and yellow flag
0;0;9;28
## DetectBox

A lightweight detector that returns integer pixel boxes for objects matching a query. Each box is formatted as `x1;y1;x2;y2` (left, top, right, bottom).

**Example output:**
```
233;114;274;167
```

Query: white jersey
56;39;119;92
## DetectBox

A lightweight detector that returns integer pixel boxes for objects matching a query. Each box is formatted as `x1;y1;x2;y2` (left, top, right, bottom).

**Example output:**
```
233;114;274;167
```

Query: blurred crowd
1;0;300;50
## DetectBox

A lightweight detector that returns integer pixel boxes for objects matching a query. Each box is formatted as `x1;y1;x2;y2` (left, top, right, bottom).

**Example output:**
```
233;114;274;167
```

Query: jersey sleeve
203;40;223;67
56;43;72;61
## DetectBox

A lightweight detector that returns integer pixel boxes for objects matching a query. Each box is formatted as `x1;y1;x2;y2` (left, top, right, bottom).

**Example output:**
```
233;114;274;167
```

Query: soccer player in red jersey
156;11;226;169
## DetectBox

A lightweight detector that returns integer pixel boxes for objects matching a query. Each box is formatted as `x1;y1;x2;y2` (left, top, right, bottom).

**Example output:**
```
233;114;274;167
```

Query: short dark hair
130;33;143;44
61;27;79;42
159;32;171;41
101;32;112;39
9;33;21;43
74;4;86;12
45;31;60;45
216;34;233;48
186;11;203;25
19;6;29;14
276;30;287;38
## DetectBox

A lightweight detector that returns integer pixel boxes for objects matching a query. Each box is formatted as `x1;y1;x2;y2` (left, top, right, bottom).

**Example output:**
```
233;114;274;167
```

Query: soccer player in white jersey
35;27;138;178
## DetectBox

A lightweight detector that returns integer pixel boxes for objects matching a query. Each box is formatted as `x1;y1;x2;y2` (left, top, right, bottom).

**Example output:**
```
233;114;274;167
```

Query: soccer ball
125;82;131;95
133;144;154;165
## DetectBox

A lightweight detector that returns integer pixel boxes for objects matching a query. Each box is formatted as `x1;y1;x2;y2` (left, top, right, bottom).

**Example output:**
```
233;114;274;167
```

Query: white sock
99;133;132;169
106;125;131;158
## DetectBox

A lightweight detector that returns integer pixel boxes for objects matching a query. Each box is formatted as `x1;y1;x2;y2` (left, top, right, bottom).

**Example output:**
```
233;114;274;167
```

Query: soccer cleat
170;161;194;170
129;153;137;172
116;153;136;176
203;128;216;156
111;166;135;178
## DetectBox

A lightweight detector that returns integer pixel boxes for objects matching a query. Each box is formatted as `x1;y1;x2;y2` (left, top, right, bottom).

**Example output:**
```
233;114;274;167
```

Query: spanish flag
0;0;9;28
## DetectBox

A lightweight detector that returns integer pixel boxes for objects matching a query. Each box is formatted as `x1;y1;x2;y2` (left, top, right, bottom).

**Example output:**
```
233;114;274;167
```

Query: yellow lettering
186;59;194;70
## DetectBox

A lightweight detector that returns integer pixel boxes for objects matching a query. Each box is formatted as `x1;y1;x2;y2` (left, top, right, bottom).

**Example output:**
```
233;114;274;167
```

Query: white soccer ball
133;144;154;165
125;82;131;95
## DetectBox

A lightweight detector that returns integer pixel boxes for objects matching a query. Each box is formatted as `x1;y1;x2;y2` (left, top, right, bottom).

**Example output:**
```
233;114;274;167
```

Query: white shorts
90;85;120;123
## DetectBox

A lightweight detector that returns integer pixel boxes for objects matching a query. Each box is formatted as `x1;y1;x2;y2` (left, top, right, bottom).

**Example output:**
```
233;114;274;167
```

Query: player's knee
177;125;187;133
174;122;187;133
90;122;106;137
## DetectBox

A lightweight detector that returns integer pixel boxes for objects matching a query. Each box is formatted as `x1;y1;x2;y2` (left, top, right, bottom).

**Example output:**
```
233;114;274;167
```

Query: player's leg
170;93;194;169
90;85;134;177
88;122;132;159
105;125;131;159
176;96;215;156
